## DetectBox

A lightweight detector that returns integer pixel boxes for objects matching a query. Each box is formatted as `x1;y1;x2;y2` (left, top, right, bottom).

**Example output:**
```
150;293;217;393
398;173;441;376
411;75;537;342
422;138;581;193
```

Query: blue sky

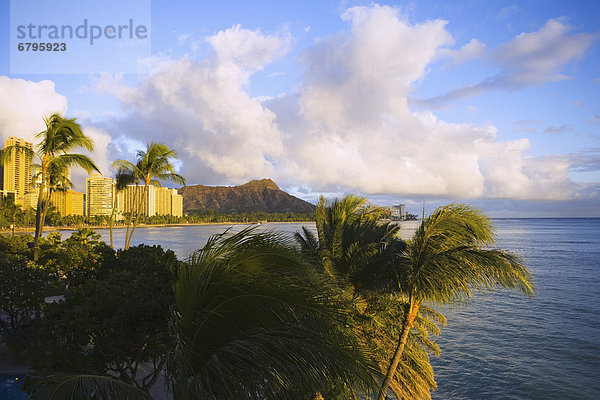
1;0;599;216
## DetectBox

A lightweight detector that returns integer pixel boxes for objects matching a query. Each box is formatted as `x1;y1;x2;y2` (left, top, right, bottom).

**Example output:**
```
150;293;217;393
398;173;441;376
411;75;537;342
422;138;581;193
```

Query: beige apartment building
2;137;34;199
50;190;84;216
86;174;114;217
155;187;183;217
17;192;39;209
116;185;183;218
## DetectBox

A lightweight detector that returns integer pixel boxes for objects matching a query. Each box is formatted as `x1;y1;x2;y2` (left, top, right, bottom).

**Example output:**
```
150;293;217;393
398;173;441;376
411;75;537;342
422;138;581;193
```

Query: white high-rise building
86;175;114;217
390;204;407;220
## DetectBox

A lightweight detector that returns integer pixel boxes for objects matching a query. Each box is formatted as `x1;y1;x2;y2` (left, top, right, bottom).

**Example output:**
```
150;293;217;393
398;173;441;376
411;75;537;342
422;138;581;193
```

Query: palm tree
296;195;399;288
377;204;534;400
170;227;374;399
296;195;441;399
0;197;21;236
0;113;99;261
28;228;375;399
112;142;185;249
32;158;72;231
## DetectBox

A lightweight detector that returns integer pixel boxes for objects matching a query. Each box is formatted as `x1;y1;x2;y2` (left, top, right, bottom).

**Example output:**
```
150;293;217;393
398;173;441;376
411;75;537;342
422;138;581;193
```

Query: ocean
39;218;600;398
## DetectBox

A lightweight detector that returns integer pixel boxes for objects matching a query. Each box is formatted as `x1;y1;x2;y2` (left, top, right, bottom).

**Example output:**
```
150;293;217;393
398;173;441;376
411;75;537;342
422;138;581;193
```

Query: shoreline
0;221;316;235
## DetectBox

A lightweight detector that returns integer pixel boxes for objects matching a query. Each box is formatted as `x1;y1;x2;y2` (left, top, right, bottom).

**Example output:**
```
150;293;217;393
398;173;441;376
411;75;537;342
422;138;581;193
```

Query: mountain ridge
178;179;315;213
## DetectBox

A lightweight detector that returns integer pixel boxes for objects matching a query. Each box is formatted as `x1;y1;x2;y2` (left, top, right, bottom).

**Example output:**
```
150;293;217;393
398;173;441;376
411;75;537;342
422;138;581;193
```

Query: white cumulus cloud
95;4;592;201
0;77;67;143
97;25;291;185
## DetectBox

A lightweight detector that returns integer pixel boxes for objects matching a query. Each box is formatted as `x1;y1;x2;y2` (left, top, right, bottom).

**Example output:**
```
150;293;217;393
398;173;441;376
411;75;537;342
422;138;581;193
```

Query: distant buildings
1;137;33;199
86;174;114;217
154;187;183;217
115;185;183;218
50;190;84;216
1;137;182;219
390;204;407;220
19;192;39;210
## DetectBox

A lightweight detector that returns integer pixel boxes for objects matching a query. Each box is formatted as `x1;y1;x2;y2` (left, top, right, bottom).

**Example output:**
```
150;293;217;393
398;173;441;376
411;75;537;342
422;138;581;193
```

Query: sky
1;0;599;217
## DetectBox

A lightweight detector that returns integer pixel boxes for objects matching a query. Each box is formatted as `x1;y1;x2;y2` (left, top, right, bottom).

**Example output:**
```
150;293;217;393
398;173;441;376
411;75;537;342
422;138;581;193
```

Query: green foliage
186;210;315;223
357;293;444;399
170;228;374;400
101;244;179;278
296;195;440;399
0;198;35;229
38;229;114;290
0;197;20;229
0;233;33;257
393;204;534;304
22;244;179;394
0;255;47;332
296;195;399;289
28;374;152;400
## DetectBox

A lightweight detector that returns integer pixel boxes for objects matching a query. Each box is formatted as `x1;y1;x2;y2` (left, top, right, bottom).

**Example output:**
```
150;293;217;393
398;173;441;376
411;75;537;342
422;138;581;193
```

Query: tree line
0;199;315;230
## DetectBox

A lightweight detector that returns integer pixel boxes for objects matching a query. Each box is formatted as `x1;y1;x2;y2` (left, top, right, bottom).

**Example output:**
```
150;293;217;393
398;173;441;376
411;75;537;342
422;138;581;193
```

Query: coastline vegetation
0;113;534;399
0;113;99;261
0;198;317;233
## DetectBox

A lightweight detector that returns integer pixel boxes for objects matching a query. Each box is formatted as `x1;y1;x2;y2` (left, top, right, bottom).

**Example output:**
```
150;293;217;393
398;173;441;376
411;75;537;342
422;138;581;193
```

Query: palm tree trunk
109;192;118;249
127;184;148;249
33;167;47;262
109;211;114;249
377;301;421;400
124;183;139;249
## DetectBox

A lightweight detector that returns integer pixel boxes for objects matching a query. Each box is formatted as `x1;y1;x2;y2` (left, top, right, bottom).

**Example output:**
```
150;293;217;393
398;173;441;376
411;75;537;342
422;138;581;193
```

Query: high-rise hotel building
116;185;183;218
2;137;33;198
86;174;114;217
50;190;85;216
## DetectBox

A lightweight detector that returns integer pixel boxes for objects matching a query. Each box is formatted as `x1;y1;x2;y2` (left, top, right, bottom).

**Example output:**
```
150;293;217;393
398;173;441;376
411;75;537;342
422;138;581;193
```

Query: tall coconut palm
296;195;442;399
32;158;72;231
0;113;99;261
112;142;185;249
377;204;534;400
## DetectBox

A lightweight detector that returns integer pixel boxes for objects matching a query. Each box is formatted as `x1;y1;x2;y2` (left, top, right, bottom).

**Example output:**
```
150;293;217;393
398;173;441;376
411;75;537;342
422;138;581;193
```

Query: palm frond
27;373;152;400
37;113;94;155
400;204;534;303
170;228;376;399
114;169;136;191
52;154;100;175
0;143;38;165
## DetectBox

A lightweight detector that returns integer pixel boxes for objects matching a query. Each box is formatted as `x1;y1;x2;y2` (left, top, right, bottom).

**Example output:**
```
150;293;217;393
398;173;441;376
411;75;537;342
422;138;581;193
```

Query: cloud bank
86;5;598;201
0;77;114;189
0;77;67;143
